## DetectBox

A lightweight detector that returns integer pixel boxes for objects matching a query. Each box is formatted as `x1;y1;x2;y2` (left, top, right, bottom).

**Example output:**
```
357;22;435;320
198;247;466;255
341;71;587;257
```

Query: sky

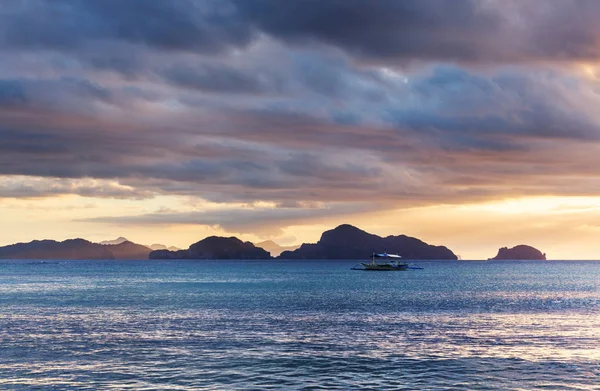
2;0;600;259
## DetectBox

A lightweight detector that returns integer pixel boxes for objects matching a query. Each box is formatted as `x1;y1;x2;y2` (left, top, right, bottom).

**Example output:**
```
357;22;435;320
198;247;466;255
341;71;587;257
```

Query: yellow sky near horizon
2;193;600;260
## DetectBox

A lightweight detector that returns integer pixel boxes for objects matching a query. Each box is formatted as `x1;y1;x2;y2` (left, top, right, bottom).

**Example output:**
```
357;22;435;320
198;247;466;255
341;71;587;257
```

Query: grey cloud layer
1;0;252;53
3;0;600;229
4;1;600;64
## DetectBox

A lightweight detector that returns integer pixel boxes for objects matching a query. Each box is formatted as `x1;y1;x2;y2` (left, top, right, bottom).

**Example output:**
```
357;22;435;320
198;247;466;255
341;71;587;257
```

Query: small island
489;245;546;260
149;236;271;259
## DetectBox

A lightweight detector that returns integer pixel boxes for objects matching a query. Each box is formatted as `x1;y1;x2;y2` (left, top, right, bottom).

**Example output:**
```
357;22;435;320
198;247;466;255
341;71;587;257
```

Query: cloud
5;0;600;72
235;0;501;62
0;77;112;112
0;0;253;54
3;59;600;208
161;63;276;94
385;66;600;144
81;202;374;235
0;176;153;199
3;0;600;236
234;0;600;64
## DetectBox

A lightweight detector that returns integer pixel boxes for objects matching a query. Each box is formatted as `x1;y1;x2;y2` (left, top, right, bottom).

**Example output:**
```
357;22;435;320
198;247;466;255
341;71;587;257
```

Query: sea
0;259;599;390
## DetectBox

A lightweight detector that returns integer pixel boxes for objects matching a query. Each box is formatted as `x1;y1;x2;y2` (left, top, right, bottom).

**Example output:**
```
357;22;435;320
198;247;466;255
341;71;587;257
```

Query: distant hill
0;239;115;260
148;244;181;251
278;224;457;260
149;236;271;259
104;241;152;260
99;237;129;245
256;240;300;257
489;245;546;260
99;238;179;253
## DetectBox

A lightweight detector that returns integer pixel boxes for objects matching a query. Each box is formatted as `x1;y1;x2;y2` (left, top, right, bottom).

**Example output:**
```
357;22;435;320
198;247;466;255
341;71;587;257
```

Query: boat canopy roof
373;252;401;258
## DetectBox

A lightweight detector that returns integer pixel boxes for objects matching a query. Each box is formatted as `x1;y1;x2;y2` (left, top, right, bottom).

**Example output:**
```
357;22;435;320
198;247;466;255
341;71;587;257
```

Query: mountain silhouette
149;236;271;259
0;239;115;260
0;238;152;260
148;243;181;251
278;224;457;260
104;241;152;260
99;237;129;245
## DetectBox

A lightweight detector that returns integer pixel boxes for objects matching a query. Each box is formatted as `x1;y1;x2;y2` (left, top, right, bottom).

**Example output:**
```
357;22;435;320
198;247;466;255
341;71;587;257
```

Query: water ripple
1;259;599;390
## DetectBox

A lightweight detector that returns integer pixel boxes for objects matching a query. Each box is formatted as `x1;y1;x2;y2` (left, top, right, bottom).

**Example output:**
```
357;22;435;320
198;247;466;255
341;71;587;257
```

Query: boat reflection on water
352;252;423;271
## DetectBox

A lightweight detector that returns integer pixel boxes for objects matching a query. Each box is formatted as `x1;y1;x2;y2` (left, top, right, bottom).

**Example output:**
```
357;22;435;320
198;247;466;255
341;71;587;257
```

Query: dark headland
279;224;457;260
489;245;546;260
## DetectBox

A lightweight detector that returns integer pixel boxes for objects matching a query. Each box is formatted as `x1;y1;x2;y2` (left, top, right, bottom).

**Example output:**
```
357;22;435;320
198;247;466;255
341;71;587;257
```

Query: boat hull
359;262;409;271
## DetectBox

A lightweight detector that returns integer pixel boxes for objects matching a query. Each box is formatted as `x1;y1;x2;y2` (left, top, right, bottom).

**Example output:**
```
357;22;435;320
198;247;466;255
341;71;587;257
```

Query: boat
352;252;411;271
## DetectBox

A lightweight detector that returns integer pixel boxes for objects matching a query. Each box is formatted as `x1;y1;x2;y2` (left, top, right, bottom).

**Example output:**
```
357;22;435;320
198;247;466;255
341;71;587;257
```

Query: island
0;238;153;260
489;245;546;260
278;224;457;260
0;239;116;260
149;236;272;259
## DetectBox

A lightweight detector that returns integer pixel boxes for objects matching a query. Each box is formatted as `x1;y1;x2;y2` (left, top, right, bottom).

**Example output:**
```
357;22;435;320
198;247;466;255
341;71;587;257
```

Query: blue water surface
1;259;599;390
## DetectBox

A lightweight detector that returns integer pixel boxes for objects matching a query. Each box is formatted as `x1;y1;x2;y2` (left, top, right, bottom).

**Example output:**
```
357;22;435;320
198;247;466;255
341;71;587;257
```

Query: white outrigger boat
352;252;423;271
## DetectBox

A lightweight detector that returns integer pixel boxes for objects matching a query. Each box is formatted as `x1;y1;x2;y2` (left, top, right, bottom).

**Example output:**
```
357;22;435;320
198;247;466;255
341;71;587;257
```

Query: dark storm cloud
234;0;600;63
234;0;501;62
384;66;600;144
0;111;182;180
161;64;274;94
0;107;389;203
4;0;600;67
0;80;27;106
2;61;599;183
3;0;600;217
0;0;253;54
0;77;113;112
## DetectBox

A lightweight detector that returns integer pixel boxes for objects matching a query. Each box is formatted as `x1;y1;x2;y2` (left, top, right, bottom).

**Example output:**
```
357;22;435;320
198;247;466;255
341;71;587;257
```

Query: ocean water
0;260;599;390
